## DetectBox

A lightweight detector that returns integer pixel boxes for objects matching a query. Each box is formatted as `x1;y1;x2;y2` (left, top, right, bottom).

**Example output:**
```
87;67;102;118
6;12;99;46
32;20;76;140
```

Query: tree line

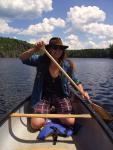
66;48;113;58
0;37;113;58
0;37;33;57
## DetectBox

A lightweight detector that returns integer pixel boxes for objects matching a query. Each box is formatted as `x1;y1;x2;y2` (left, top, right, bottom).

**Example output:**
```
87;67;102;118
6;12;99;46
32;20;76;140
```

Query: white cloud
65;34;98;49
67;5;105;27
28;39;37;44
28;34;52;44
65;34;83;49
38;34;52;44
0;19;19;34
84;40;98;49
20;17;65;35
97;40;113;48
83;23;113;38
77;39;113;49
66;5;113;48
98;35;106;40
0;0;53;19
64;34;113;49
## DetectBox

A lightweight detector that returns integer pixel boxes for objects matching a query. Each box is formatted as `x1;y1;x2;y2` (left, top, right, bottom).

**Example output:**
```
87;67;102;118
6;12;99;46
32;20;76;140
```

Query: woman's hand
77;84;90;100
34;41;45;52
82;91;90;100
19;41;45;60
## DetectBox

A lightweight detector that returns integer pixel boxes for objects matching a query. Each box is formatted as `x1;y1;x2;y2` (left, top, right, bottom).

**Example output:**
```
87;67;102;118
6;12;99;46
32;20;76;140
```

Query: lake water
0;58;113;128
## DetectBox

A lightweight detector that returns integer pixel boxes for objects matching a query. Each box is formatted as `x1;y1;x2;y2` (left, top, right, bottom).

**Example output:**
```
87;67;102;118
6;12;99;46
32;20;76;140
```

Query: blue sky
0;0;113;49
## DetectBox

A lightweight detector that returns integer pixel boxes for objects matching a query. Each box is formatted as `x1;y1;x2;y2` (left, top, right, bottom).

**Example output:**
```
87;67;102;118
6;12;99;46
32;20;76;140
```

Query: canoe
0;93;113;150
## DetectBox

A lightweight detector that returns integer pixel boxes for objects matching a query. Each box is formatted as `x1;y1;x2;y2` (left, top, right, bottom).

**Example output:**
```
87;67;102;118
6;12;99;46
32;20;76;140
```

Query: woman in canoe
20;37;90;130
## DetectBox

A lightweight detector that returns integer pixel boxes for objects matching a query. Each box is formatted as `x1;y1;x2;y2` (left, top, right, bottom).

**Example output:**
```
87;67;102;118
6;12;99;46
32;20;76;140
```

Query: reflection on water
0;58;113;123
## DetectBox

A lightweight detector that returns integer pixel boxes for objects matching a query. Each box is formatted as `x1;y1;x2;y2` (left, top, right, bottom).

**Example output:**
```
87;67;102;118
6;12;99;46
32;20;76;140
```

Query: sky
0;0;113;49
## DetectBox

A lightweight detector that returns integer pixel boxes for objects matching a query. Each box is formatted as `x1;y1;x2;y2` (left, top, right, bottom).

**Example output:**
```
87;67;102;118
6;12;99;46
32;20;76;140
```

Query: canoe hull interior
0;95;113;150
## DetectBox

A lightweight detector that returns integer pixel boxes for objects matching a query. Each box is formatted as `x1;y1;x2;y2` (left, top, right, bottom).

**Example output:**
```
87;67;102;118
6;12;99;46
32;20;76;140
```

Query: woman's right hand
34;41;45;52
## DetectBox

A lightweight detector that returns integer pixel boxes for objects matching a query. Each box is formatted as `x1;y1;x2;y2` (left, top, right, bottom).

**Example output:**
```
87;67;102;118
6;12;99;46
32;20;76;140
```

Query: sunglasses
50;45;65;51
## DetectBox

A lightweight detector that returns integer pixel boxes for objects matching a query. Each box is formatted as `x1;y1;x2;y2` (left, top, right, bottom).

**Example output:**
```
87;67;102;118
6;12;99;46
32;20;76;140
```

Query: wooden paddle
42;46;113;121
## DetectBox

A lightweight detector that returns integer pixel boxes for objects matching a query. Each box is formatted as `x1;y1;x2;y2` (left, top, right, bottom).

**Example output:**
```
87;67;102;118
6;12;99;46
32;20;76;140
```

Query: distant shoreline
0;37;113;58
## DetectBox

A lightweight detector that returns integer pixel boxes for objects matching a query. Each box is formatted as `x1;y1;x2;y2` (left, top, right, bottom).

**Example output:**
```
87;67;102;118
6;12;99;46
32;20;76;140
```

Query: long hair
42;50;76;71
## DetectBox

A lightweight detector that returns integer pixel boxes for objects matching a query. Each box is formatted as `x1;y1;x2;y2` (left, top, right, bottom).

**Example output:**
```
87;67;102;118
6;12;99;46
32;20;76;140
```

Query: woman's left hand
82;91;90;100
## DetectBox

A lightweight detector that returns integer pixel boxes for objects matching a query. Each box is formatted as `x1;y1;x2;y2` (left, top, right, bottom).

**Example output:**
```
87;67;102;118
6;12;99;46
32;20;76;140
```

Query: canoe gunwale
0;96;30;127
73;92;113;143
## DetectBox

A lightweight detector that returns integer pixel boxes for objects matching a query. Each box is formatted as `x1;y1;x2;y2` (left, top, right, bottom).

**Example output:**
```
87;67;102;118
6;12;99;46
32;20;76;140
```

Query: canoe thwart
11;113;92;118
19;147;67;150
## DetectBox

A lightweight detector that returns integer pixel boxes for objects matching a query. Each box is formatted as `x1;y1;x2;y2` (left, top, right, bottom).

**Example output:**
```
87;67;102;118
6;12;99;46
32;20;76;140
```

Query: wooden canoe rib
0;94;113;150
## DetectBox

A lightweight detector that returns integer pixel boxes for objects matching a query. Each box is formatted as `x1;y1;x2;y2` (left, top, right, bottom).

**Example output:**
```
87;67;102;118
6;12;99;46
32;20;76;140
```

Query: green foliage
108;44;113;58
0;37;33;57
66;48;111;58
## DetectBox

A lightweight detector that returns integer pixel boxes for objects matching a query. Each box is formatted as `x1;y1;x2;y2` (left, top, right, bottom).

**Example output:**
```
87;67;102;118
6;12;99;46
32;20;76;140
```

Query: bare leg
60;118;75;126
31;118;46;130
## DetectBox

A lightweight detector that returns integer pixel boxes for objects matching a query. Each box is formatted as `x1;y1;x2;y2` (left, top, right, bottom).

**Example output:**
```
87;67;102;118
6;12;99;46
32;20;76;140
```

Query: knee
61;118;75;126
31;118;46;130
69;118;75;125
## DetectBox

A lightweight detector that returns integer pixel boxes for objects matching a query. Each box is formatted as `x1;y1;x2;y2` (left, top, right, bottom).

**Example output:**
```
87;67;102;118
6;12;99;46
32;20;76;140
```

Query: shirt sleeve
22;54;40;66
71;70;81;85
69;68;81;85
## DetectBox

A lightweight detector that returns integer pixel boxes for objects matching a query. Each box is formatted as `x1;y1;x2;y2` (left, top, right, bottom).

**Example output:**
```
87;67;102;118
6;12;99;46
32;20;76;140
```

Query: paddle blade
91;103;113;121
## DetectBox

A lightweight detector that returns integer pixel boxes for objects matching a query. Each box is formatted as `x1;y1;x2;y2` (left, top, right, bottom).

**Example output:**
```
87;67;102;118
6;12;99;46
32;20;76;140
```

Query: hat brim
45;44;68;50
